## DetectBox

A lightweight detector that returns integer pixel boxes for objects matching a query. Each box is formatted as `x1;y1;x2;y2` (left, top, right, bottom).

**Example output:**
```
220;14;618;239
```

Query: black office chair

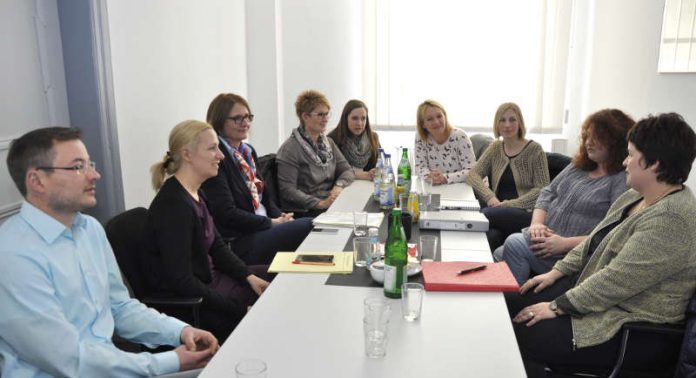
470;133;494;160
257;152;304;214
105;207;202;327
674;292;696;377
546;152;572;182
257;153;281;209
546;291;695;378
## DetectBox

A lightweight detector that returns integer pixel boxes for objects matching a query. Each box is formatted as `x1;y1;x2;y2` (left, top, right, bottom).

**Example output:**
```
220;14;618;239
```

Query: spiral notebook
438;199;481;211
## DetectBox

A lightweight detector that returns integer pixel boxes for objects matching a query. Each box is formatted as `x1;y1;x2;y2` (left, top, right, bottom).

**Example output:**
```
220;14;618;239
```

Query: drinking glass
353;211;368;237
235;359;267;377
419;235;438;262
401;283;424;321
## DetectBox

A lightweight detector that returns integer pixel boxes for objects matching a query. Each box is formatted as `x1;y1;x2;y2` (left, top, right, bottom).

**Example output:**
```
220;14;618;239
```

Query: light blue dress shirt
0;201;188;377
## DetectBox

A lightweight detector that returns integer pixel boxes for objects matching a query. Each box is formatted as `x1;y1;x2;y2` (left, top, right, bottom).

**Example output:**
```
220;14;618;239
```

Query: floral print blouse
414;127;476;184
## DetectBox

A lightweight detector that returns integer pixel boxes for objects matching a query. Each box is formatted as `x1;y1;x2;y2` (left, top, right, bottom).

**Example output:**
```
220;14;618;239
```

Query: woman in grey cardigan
466;102;550;251
506;113;696;377
276;90;354;217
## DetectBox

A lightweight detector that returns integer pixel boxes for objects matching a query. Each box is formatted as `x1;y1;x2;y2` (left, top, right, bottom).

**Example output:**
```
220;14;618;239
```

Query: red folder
421;261;520;292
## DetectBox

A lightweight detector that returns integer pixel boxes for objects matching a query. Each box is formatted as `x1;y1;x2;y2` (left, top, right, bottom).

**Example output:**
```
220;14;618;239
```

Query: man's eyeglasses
227;114;255;124
310;112;331;120
36;161;97;175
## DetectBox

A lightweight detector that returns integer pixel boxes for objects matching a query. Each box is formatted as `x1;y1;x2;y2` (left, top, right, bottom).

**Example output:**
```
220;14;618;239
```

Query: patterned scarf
223;139;264;210
341;131;371;169
293;126;333;166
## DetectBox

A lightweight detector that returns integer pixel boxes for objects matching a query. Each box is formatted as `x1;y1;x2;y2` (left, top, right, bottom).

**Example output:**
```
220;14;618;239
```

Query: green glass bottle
396;147;412;204
384;208;407;298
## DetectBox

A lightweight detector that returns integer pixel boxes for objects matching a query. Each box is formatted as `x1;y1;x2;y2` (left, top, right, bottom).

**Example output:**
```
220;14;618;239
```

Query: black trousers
505;277;621;377
505;278;681;377
482;207;532;251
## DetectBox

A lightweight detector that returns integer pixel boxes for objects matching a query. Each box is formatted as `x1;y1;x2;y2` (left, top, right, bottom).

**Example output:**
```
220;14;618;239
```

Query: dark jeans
231;217;314;265
482;207;532;251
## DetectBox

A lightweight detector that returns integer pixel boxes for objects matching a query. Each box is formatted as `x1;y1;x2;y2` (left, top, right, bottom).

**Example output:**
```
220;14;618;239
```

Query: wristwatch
549;300;560;315
335;181;347;188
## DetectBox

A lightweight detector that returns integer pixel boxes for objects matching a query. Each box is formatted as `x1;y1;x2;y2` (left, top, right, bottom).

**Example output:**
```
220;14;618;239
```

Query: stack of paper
312;212;384;228
268;252;354;274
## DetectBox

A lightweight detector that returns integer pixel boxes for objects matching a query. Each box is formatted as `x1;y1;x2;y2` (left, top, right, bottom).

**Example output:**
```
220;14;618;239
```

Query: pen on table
311;228;339;233
457;265;487;275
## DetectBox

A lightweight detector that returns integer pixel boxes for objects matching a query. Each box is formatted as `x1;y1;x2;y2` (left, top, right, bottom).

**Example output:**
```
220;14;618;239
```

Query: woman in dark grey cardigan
505;113;696;377
276;90;354;217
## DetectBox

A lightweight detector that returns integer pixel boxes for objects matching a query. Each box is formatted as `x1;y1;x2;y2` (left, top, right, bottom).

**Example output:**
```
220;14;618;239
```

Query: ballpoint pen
457;265;487;275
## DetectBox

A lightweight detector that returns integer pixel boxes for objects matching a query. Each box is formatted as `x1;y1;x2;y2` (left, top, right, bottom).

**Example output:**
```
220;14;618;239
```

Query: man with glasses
0;127;218;377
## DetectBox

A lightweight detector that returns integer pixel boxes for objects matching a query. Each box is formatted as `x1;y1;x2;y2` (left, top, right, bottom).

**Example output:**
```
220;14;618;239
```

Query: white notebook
312;211;384;228
439;199;481;211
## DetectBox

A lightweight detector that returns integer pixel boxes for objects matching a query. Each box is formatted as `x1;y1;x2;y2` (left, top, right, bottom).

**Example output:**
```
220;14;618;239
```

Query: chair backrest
105;207;149;299
546;152;572;181
674;291;696;377
257;153;280;208
470;134;494;160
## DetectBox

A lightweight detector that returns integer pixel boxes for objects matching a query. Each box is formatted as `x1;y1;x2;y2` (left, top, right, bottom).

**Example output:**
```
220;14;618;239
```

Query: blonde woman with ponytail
143;120;271;342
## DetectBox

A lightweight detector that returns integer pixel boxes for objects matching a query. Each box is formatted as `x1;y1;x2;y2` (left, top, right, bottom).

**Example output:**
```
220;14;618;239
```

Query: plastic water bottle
373;148;385;200
380;154;395;209
368;227;380;263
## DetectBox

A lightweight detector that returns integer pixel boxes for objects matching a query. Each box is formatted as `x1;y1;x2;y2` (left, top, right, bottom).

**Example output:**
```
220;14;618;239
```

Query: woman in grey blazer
276;90;354;217
506;113;696;377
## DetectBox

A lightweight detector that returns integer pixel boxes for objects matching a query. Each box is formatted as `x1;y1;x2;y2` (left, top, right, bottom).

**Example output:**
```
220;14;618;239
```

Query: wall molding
0;201;21;221
0;137;17;151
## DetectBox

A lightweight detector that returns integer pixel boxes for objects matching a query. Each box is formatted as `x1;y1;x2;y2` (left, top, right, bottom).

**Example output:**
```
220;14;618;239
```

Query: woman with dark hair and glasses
506;113;696;377
201;93;313;265
276;90;354;217
327;99;381;181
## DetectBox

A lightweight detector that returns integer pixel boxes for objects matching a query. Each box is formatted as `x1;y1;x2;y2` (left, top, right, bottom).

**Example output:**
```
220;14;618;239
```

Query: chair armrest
606;321;685;378
141;297;203;327
141;297;203;307
623;321;685;336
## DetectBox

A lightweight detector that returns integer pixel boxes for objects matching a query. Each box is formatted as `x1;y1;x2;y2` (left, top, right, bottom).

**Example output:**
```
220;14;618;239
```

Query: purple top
188;193;215;259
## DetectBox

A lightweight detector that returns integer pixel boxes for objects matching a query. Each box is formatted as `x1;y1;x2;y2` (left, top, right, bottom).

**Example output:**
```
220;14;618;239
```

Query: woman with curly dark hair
501;109;634;283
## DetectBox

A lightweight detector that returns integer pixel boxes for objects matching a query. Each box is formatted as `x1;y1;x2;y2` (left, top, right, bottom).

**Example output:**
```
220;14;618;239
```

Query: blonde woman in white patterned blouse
414;99;476;184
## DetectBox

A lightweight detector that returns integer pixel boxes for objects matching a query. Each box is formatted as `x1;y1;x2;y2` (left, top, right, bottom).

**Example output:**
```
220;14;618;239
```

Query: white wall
245;0;364;156
245;0;284;156
564;0;696;187
0;0;69;220
106;0;248;209
278;0;363;140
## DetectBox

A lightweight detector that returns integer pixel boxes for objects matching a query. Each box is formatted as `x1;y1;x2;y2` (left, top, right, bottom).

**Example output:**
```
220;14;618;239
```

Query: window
363;0;571;132
659;0;696;72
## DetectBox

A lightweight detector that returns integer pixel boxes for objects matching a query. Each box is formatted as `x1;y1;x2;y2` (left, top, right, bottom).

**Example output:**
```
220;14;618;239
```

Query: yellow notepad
268;252;354;274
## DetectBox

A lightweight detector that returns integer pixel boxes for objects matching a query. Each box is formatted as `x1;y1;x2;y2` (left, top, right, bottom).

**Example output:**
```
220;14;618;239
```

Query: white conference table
199;181;525;378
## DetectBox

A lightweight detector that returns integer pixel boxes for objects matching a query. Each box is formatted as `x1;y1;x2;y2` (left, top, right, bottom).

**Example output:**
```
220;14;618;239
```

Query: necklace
635;185;681;212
